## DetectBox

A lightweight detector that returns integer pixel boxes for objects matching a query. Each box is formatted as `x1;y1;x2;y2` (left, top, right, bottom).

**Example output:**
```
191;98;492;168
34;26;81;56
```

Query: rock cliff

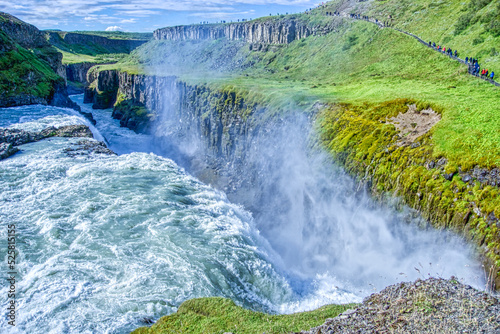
0;12;77;110
46;31;148;54
154;17;333;44
66;62;98;84
85;70;262;199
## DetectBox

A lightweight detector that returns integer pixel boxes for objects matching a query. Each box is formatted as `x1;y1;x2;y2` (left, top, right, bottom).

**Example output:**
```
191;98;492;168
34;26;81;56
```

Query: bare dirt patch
389;104;441;146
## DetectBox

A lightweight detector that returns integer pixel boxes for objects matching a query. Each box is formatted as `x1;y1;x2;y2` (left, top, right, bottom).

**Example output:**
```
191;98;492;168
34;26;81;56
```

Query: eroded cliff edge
153;17;333;44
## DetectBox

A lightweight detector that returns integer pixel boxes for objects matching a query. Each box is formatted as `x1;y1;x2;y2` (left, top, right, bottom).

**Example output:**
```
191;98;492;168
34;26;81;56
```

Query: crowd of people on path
326;8;498;85
428;41;495;81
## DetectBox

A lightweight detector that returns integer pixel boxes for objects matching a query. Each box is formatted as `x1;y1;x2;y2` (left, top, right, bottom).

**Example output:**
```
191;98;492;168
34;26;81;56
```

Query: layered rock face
66;63;98;84
154;19;330;44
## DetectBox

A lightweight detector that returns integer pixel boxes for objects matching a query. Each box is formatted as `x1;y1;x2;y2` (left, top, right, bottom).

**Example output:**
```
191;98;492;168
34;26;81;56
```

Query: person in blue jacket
491;71;495;80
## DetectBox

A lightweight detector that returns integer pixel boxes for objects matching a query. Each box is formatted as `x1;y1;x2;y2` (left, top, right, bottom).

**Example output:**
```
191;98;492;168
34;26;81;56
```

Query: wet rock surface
0;142;19;159
301;278;500;334
0;125;96;160
63;139;115;157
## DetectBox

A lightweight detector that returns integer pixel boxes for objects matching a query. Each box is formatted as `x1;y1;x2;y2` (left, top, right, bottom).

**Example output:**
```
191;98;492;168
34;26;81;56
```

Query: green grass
355;0;500;71
65;30;152;40
131;297;356;334
103;11;500;169
57;49;128;64
317;99;500;278
46;31;149;64
0;30;61;101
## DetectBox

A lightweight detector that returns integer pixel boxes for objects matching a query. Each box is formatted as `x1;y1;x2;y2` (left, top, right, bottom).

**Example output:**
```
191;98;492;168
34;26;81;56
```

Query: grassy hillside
360;0;500;70
123;15;500;168
0;26;63;106
46;31;151;64
131;297;355;334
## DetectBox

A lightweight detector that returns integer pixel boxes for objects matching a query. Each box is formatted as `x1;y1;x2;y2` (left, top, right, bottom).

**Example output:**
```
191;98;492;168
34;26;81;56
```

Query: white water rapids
0;95;484;333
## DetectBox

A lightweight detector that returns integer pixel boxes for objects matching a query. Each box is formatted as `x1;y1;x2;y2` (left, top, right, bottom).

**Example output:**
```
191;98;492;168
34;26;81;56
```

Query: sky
0;0;323;32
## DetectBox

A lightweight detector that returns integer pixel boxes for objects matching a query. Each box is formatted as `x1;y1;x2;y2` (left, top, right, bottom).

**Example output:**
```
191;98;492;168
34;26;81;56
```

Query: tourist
491;71;495;80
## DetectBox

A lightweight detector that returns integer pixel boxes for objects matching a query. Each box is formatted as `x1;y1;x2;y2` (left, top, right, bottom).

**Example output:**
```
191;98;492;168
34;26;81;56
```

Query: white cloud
105;25;123;31
0;0;318;29
120;18;137;24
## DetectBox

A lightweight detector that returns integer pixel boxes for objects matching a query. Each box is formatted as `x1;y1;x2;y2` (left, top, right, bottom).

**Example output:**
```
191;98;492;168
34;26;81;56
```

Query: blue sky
0;0;322;32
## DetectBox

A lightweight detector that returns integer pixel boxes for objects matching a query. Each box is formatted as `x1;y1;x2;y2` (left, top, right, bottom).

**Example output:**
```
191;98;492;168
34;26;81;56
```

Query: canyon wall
154;18;334;44
87;70;500;288
46;32;148;54
85;70;266;206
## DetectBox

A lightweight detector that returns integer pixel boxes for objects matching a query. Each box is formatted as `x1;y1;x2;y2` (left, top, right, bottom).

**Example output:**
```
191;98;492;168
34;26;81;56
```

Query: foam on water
0;100;485;333
0;136;296;333
71;94;156;155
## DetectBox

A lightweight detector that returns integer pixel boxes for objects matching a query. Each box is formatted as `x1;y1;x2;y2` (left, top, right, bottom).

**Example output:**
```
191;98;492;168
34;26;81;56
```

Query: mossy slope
131;297;355;334
0;29;63;107
318;100;500;287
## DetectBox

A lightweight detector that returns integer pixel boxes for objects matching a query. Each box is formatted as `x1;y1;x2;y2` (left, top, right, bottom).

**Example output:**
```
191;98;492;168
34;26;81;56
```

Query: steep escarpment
65;62;98;94
85;71;260;174
66;62;98;84
46;31;148;55
154;16;334;44
0;12;77;109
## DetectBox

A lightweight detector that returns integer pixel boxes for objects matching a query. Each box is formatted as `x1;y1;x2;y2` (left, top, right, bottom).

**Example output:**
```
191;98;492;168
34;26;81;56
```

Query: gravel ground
300;278;500;334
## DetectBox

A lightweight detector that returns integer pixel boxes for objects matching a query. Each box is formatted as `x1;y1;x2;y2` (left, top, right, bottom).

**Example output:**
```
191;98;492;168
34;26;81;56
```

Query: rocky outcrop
302;278;500;334
66;62;98;84
0;125;94;160
154;18;333;44
84;69;120;109
63;139;115;157
0;142;19;159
